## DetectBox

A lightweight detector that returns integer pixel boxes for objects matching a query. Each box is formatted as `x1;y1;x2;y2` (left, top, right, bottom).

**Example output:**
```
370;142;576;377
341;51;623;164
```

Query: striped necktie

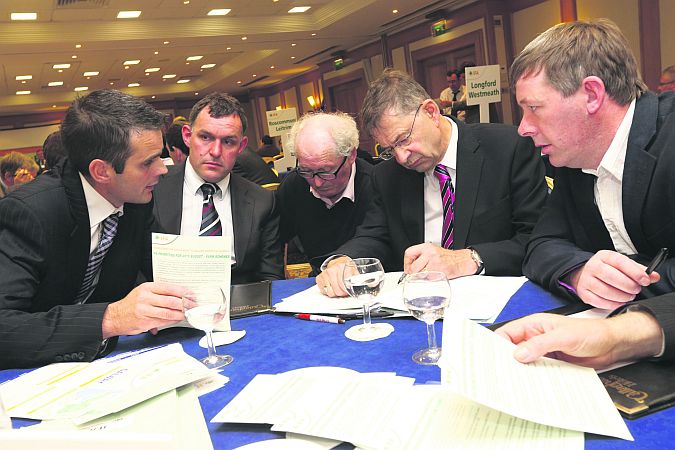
433;164;455;249
75;212;120;304
200;183;222;236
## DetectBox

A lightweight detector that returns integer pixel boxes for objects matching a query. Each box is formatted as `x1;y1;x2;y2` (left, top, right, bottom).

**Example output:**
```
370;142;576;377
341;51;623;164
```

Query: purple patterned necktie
433;164;455;249
199;183;222;236
75;212;120;304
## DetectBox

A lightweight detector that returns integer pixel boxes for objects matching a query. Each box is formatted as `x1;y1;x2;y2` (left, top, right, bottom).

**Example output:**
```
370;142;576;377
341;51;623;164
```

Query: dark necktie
75;213;120;304
433;164;455;249
200;183;222;236
452;91;459;101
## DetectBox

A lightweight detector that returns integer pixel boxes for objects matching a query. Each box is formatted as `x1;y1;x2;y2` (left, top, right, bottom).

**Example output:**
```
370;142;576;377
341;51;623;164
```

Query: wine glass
342;258;391;340
403;271;451;365
182;286;233;369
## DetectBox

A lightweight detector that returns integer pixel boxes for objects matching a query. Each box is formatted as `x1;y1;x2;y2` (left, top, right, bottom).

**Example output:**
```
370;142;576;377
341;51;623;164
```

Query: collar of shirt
184;159;231;197
425;116;459;186
79;172;124;253
582;99;636;180
310;160;357;209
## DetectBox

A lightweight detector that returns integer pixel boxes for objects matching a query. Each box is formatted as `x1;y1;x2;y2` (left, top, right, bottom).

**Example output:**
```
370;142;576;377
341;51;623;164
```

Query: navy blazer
152;163;284;284
0;160;154;368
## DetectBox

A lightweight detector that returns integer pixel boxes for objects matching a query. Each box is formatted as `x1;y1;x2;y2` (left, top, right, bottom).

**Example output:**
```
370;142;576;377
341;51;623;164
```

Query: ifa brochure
152;232;232;331
275;271;526;323
213;317;631;449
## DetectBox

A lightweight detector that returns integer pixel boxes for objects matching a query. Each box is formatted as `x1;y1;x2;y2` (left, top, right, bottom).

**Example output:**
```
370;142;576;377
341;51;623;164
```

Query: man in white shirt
152;92;283;284
512;19;675;309
438;70;466;120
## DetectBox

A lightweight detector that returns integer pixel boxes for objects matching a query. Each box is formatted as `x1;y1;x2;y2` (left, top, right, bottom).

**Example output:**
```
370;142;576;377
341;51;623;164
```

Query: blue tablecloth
2;278;672;449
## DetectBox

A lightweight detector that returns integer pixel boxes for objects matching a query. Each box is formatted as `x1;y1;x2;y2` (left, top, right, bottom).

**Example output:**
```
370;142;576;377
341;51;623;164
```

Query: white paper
439;316;633;440
0;344;213;424
152;232;232;331
199;330;246;348
446;275;526;322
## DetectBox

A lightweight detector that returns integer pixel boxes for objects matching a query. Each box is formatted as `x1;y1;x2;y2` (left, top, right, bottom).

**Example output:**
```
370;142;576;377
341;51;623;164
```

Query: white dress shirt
310;161;357;209
180;161;236;262
582;100;637;255
79;173;124;255
424;116;459;246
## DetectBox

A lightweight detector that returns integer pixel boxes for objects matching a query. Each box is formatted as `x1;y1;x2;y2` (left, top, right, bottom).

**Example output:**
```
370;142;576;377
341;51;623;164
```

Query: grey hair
286;111;359;157
360;68;429;137
510;18;646;104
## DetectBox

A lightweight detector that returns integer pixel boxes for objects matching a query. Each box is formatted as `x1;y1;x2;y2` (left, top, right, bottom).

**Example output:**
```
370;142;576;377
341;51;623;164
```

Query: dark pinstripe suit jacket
0;159;154;369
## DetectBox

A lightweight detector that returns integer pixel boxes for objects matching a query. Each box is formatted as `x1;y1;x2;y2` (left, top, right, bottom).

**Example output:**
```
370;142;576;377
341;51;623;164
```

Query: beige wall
511;0;560;56
284;87;298;112
299;81;316;115
578;0;640;64
0;124;59;151
391;46;407;73
661;0;675;70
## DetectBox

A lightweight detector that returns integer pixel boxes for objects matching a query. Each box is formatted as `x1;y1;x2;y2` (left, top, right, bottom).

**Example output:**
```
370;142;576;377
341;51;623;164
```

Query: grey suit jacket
332;119;547;274
152;163;284;284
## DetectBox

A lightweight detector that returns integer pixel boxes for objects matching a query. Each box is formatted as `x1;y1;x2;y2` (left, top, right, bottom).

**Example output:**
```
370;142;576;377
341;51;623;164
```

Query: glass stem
426;321;437;350
205;331;217;361
362;302;372;327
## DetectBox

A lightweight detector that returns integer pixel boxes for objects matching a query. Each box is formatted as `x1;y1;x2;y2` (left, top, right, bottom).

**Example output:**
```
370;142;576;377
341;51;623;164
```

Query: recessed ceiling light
110;82;114;85
21;80;26;84
16;90;31;95
48;81;63;86
183;0;189;4
58;69;63;73
226;47;232;50
162;74;177;79
53;63;71;69
291;56;296;59
201;63;216;69
392;9;399;14
207;9;231;16
186;55;203;61
11;12;37;21
311;33;316;36
128;83;140;87
270;65;275;69
252;74;257;77
83;71;99;77
163;41;170;45
124;66;129;70
75;44;82;48
145;67;160;72
71;55;77;59
154;51;159;55
151;95;156;99
237;80;242;84
52;105;57;108
195;92;199;95
288;6;311;13
15;75;32;81
117;11;141;19
123;60;140;65
74;86;88;91
291;43;297;47
177;79;190;84
241;36;247;40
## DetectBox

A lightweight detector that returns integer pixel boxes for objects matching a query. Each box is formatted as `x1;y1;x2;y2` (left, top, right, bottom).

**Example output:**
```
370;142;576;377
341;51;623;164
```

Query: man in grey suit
318;69;547;296
0;90;188;369
152;92;283;284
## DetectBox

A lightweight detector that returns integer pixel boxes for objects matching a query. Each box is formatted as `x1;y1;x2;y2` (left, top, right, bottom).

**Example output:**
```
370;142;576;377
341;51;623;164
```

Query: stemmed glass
182;286;233;369
342;257;391;340
403;271;451;365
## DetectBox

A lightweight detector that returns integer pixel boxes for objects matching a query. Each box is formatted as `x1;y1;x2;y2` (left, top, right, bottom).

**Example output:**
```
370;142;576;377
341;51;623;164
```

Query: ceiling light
288;6;311;13
74;86;88;91
291;43;297;47
75;44;82;48
195;92;199;96
154;51;159;55
151;95;156;99
123;60;140;65
226;47;232;50
53;63;71;69
252;74;257;77
186;56;203;61
110;82;114;85
163;41;170;45
270;65;275;69
201;64;216;69
128;83;140;87
145;67;160;72
177;79;190;84
16;90;31;95
52;105;57;108
291;56;296;59
162;74;177;79
241;36;247;40
117;11;141;19
207;9;231;16
58;69;63;73
392;9;399;14
48;81;63;87
11;12;37;21
183;0;189;4
311;33;316;36
83;71;99;77
15;75;32;81
71;55;77;59
237;81;242;84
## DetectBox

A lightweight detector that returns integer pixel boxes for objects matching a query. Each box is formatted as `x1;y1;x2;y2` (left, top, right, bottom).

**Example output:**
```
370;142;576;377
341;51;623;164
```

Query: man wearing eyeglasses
153;92;284;284
277;112;376;274
317;69;547;296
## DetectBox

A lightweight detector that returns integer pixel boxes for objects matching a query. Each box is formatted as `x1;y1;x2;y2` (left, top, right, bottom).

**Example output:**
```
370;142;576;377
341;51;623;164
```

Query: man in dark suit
0;90;188;369
152;92;283;284
317;69;547;296
232;146;280;186
511;19;675;310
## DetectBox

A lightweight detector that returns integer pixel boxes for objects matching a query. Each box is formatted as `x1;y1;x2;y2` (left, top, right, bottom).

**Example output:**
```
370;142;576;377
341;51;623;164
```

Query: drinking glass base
345;322;394;342
412;347;442;365
201;354;233;370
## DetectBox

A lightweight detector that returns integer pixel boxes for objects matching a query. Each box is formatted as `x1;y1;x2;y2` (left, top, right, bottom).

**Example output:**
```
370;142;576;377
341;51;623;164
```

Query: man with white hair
277;112;376;274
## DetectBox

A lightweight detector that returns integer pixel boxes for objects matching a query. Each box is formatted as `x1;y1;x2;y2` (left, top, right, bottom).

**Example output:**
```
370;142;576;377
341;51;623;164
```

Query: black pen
397;273;407;284
646;248;668;274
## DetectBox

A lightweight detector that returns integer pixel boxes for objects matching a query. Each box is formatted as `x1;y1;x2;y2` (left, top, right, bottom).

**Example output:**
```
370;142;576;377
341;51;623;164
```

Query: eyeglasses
297;156;348;180
378;103;423;160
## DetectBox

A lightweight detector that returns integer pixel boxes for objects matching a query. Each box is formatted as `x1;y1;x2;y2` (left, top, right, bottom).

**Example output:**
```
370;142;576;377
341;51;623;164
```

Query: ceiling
0;0;475;118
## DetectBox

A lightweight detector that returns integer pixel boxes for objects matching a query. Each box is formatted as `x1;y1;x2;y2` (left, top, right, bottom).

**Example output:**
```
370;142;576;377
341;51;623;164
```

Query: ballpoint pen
646;248;669;274
294;314;345;324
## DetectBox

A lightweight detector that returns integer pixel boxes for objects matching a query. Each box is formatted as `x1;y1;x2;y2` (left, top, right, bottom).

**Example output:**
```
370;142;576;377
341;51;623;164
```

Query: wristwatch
468;247;484;275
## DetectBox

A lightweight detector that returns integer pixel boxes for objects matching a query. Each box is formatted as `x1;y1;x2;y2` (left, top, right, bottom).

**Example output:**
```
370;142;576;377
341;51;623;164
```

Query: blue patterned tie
200;183;222;236
433;164;455;249
75;213;120;304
